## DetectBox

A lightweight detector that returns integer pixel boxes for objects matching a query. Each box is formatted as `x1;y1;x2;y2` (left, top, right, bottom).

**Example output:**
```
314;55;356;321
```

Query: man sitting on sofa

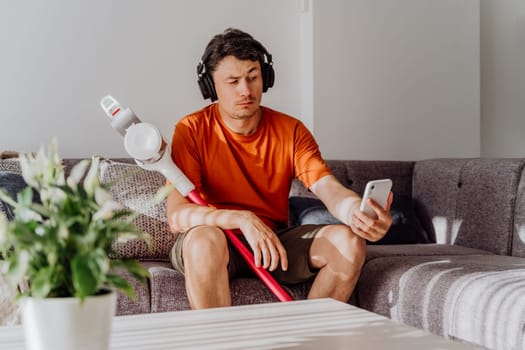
166;28;393;309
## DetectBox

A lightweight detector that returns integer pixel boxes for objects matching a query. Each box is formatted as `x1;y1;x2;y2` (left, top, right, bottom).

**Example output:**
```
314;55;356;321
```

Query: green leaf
71;259;97;299
71;250;108;299
31;266;54;298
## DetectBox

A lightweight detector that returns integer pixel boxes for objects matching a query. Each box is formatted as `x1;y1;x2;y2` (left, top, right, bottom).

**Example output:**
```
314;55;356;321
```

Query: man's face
212;55;263;121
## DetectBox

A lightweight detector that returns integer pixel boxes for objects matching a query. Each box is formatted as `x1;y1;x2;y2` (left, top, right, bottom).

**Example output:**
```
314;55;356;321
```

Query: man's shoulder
178;104;216;127
261;106;303;126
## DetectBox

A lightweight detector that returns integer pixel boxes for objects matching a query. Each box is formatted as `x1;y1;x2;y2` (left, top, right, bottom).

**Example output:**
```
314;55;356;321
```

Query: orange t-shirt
171;104;331;231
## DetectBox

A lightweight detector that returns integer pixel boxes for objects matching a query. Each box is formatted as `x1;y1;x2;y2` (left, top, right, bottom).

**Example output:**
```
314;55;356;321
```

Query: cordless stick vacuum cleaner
100;95;293;302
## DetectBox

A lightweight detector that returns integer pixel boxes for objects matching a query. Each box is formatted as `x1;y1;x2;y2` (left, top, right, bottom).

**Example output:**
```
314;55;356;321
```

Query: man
167;28;393;309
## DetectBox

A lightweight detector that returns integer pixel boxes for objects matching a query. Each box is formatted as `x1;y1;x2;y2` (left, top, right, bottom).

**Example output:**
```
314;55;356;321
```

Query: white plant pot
21;290;117;350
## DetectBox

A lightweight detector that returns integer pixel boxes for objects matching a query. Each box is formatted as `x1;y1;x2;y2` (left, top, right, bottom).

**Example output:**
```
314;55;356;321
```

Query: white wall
312;0;480;160
0;0;303;157
480;0;525;158
1;1;481;161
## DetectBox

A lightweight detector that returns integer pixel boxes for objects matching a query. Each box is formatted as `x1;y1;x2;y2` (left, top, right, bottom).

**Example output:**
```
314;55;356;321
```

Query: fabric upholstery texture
413;158;468;245
146;261;313;313
454;159;525;255
343;160;415;197
357;254;525;350
113;266;151;315
0;159;21;174
414;159;525;255
99;160;174;261
365;244;493;262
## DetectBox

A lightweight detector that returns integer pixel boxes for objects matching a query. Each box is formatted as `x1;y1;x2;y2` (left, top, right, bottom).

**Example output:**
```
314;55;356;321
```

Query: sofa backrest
290;160;415;198
413;158;525;256
5;157;525;258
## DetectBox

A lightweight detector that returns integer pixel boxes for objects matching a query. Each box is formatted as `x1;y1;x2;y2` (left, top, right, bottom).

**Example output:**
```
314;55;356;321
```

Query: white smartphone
360;179;393;219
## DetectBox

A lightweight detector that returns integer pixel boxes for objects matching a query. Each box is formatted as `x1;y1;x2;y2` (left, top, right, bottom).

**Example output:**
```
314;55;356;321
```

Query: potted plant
0;140;154;350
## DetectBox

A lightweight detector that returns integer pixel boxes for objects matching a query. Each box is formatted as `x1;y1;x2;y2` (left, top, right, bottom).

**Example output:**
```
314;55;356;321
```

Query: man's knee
183;225;229;267
318;224;366;269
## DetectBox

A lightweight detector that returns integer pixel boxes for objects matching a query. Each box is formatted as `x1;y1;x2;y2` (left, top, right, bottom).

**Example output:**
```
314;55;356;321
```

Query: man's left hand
350;192;394;242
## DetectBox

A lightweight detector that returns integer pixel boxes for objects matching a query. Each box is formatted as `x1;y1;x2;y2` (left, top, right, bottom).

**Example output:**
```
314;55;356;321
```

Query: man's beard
233;110;257;120
232;105;259;120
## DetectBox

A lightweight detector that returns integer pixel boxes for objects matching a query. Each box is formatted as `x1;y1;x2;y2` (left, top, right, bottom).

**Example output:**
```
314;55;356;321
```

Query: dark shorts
170;224;324;285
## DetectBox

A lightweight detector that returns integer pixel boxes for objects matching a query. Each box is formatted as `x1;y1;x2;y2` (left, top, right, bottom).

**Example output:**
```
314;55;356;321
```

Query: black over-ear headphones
197;48;275;102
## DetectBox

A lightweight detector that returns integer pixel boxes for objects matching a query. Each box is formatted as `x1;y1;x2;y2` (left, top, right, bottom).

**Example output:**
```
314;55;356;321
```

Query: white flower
83;157;100;196
58;224;68;240
39;187;66;204
94;187;112;206
35;226;45;236
67;159;90;189
17;207;42;223
18;153;39;188
19;139;65;190
93;200;122;220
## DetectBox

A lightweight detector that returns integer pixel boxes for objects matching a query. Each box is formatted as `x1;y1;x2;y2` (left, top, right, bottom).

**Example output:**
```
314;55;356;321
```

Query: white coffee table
0;298;475;349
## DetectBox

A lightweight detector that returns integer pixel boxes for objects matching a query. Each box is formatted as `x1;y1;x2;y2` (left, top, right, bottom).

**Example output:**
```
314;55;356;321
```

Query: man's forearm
167;202;250;234
310;175;362;226
330;194;361;225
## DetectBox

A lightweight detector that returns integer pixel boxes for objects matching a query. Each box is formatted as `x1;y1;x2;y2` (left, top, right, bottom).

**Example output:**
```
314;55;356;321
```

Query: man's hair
202;28;268;76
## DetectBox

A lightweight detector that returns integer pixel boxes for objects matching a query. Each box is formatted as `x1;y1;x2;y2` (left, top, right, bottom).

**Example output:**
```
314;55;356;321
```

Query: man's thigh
171;224;326;285
269;224;325;285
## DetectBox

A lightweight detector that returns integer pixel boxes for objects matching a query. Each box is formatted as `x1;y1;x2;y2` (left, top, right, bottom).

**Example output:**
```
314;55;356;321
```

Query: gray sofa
1;157;525;350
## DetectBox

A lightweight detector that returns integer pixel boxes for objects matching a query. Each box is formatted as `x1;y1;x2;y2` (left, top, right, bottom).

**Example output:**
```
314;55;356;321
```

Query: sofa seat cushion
114;262;153;316
145;263;312;312
357;254;525;350
365;243;493;262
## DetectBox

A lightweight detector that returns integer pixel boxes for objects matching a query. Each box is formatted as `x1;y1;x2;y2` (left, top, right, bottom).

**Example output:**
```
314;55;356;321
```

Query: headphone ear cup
198;75;210;100
198;71;217;101
263;63;275;92
203;73;217;101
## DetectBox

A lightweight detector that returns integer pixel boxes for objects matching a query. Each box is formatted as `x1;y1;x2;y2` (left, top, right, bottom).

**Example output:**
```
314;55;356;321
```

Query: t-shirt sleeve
170;118;203;194
293;122;332;188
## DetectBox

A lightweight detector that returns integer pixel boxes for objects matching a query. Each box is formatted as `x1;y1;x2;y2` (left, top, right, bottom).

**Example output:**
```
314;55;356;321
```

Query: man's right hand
167;189;288;272
235;211;288;272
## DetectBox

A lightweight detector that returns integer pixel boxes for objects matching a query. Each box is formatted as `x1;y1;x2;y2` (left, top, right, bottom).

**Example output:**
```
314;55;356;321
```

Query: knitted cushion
99;160;174;261
0;159;21;174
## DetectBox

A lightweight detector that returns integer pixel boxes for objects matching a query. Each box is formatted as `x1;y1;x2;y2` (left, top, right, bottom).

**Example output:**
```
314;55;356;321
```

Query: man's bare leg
182;225;231;309
307;224;366;302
